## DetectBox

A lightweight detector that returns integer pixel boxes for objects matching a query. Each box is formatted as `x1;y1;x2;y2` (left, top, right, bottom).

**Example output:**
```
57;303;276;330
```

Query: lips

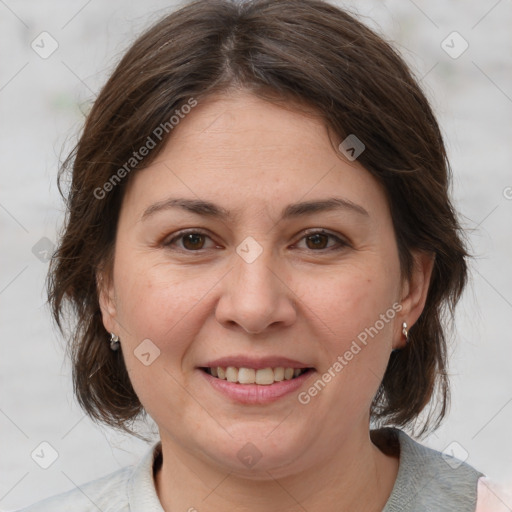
199;366;315;404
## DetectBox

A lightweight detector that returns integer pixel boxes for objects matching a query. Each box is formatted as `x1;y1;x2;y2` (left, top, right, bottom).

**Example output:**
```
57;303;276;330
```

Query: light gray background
1;0;511;510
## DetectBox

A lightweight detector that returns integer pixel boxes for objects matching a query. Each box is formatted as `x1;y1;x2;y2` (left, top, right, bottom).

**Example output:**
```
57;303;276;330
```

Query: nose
215;248;297;335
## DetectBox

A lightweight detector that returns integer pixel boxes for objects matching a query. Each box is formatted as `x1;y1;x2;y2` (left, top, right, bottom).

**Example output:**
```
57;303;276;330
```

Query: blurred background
1;0;511;509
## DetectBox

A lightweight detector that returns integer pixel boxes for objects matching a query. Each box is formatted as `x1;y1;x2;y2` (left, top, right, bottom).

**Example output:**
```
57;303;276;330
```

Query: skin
98;90;434;511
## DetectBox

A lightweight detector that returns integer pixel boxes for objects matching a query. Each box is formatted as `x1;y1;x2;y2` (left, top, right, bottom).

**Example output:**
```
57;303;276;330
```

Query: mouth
200;366;314;385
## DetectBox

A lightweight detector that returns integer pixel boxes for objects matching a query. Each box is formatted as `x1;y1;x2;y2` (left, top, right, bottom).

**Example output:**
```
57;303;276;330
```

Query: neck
154;427;399;512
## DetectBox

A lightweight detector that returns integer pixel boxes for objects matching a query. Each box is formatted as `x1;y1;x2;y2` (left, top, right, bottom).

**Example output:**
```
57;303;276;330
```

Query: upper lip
200;356;314;370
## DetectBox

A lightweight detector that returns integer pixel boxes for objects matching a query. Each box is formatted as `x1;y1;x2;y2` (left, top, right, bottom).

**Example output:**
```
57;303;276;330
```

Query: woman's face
99;91;427;477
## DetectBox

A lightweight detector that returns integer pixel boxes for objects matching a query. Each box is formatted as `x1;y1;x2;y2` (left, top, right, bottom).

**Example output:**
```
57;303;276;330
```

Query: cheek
306;272;398;396
313;265;398;334
111;260;213;417
301;257;401;392
112;256;219;353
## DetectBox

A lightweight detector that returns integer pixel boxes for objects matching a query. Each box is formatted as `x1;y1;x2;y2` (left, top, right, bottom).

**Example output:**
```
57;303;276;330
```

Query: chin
200;422;312;478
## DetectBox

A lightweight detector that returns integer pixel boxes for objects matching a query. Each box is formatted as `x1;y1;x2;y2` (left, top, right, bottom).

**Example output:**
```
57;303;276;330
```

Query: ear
96;266;119;335
394;250;435;349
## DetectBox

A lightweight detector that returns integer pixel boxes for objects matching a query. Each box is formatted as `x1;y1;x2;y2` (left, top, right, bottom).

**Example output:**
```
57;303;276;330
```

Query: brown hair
48;0;468;437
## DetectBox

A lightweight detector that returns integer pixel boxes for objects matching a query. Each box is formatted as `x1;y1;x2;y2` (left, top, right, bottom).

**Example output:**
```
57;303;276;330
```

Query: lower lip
199;369;315;404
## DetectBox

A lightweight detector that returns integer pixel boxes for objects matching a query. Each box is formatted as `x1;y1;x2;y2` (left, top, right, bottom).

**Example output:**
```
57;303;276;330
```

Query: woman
18;0;507;510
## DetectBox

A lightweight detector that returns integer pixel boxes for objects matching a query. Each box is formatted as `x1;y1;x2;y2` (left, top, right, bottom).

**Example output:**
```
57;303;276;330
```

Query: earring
402;322;409;343
110;332;120;351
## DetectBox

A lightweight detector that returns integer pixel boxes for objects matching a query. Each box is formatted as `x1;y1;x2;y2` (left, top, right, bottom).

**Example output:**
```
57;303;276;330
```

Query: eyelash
163;228;350;253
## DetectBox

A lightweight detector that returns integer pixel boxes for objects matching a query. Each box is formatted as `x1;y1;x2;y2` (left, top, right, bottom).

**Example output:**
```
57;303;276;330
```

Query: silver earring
402;322;409;343
110;332;120;351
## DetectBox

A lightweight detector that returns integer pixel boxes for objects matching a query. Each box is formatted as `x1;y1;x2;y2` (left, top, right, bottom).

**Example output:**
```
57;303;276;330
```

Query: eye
164;229;216;251
294;229;349;251
164;228;349;253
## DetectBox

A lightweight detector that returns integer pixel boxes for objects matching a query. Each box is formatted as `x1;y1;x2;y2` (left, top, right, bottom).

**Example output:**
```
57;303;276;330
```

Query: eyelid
301;228;349;243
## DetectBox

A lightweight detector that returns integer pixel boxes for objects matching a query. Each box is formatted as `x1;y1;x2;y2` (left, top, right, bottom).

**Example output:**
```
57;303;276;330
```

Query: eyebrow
140;196;369;222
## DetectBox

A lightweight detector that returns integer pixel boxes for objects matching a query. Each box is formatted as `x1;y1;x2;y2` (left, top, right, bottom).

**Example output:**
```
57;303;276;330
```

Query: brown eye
181;233;206;250
305;233;330;250
297;230;348;252
164;229;348;254
164;230;215;251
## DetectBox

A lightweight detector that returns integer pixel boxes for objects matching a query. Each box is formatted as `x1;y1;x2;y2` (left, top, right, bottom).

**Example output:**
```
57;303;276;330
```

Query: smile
201;366;312;385
199;366;316;404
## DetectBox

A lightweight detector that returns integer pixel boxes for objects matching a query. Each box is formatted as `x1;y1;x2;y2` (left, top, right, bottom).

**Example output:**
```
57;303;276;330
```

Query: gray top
17;428;483;511
379;428;483;511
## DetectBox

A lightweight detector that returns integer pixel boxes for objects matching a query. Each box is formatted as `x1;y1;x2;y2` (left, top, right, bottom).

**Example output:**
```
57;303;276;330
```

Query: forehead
172;91;324;139
121;91;388;223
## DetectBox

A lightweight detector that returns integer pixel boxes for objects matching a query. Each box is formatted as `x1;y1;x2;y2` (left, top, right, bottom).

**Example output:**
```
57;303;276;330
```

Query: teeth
225;366;238;383
238;367;255;384
207;366;308;385
255;368;274;385
274;367;285;381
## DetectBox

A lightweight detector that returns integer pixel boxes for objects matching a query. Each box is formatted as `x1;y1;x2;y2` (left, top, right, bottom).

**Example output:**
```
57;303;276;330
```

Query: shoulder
396;428;483;482
16;441;163;512
375;428;484;512
15;465;132;512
